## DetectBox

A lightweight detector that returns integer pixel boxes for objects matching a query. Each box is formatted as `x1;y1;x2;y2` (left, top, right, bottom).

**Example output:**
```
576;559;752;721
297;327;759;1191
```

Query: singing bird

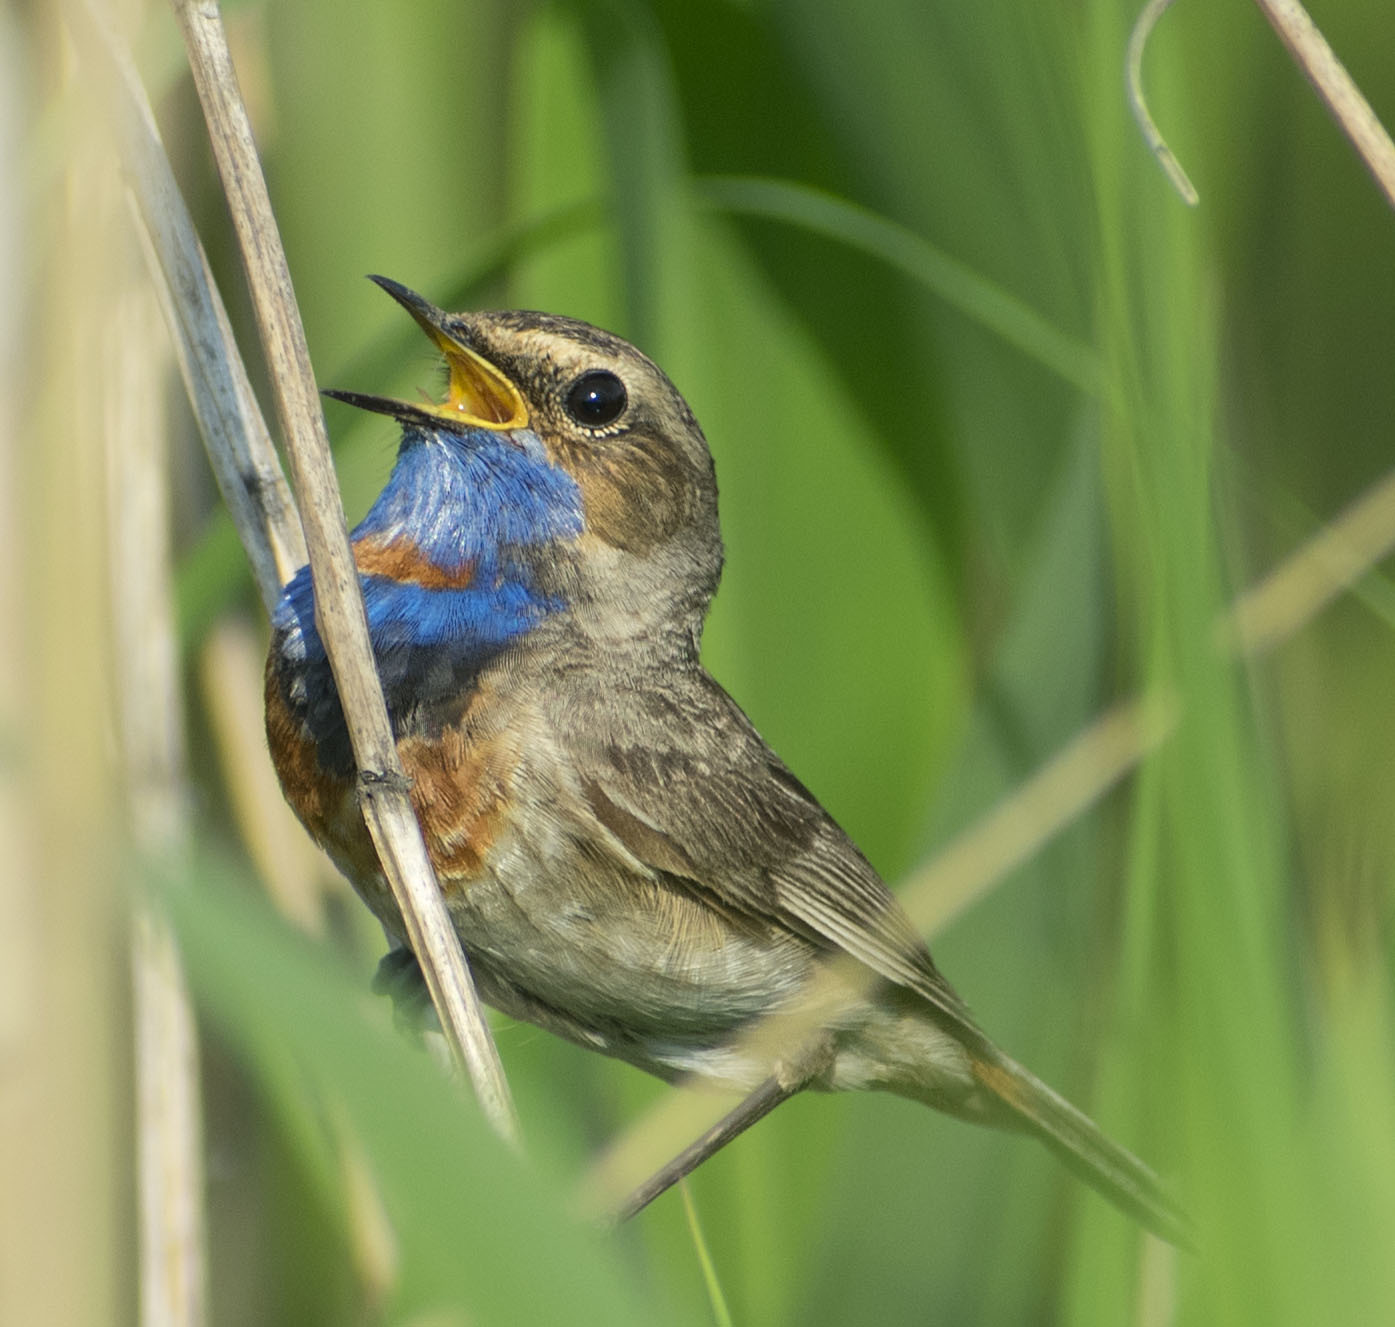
265;277;1188;1244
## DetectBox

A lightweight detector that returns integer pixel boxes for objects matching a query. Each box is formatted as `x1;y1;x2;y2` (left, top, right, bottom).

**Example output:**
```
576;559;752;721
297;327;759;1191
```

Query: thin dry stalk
3;20;124;1321
1253;0;1395;212
166;0;517;1141
1224;470;1395;656
104;273;208;1327
131;916;206;1327
899;691;1180;937
71;0;303;610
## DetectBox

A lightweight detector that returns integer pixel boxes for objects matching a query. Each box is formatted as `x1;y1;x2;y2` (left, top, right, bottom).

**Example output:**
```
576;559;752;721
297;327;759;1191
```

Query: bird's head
328;277;724;655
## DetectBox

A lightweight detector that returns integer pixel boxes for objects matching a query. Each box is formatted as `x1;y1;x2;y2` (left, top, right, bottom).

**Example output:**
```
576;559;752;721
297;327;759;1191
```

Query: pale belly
435;840;974;1109
441;831;816;1072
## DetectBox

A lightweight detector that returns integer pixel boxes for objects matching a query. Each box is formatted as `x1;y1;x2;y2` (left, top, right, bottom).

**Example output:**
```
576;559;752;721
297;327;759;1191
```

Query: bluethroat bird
265;277;1189;1245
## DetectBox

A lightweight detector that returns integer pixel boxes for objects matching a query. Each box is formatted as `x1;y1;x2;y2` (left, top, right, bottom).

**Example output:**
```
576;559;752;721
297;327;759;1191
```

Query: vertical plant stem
70;0;304;610
168;0;518;1141
2;16;123;1322
104;276;208;1327
132;916;207;1327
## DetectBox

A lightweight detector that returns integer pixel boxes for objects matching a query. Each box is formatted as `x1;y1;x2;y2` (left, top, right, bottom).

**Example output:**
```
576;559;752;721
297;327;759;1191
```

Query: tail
969;1049;1194;1249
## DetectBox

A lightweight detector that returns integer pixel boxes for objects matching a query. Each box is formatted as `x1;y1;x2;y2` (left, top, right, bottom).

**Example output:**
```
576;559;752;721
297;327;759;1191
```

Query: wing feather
567;668;980;1037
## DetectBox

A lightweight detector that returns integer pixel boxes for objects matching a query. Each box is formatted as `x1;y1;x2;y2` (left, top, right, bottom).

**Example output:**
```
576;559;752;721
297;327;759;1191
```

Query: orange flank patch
397;724;518;890
265;655;515;908
263;665;382;891
264;665;351;847
353;534;476;590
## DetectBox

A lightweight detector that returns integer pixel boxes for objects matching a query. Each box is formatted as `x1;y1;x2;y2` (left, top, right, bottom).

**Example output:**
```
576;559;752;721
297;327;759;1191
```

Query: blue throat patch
272;423;583;771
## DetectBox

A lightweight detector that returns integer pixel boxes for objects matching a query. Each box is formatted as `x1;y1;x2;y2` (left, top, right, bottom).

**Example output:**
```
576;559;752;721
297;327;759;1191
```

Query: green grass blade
699;175;1103;395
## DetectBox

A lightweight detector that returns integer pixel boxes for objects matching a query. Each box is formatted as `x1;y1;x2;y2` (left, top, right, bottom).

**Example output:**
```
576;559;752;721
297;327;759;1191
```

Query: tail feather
970;1050;1194;1249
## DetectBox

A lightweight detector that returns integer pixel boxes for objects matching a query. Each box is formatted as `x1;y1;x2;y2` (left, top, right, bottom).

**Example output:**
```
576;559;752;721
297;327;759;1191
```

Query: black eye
564;370;627;428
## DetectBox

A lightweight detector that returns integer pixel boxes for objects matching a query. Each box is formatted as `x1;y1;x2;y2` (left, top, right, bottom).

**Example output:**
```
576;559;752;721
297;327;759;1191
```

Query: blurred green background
19;0;1395;1322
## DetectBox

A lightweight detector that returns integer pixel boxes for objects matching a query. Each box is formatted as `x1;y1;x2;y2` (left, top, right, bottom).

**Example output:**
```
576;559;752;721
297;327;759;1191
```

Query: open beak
323;276;528;432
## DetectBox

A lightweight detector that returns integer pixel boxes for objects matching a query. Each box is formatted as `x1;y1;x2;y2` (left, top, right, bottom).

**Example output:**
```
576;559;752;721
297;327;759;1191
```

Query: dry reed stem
330;1105;402;1312
3;20;124;1320
1254;0;1395;212
71;0;303;610
131;914;207;1327
0;22;53;1318
1224;470;1395;656
166;0;518;1142
104;272;208;1327
899;691;1181;936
